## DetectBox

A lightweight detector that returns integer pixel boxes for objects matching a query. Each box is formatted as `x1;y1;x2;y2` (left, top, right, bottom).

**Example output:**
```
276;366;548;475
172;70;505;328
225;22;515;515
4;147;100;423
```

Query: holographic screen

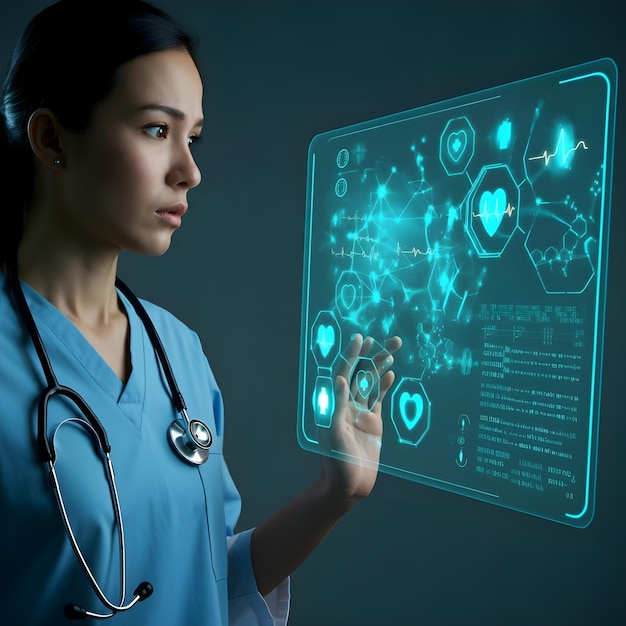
297;58;617;527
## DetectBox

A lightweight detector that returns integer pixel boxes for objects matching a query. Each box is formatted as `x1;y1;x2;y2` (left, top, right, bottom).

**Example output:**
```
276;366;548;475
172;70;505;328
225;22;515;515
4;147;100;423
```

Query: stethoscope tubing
5;265;210;618
49;418;128;613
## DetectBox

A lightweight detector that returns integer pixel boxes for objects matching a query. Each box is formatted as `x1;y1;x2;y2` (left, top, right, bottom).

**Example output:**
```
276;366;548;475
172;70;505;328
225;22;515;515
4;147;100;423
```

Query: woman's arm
250;334;401;596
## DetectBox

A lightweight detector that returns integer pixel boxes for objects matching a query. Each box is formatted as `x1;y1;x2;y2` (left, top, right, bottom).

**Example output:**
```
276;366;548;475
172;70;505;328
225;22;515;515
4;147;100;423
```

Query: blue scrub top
0;272;283;625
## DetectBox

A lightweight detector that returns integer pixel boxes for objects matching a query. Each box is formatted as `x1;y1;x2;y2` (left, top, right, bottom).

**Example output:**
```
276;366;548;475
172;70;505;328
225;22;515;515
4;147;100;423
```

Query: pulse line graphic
528;128;589;166
472;203;517;220
339;212;365;222
331;246;380;260
395;242;433;257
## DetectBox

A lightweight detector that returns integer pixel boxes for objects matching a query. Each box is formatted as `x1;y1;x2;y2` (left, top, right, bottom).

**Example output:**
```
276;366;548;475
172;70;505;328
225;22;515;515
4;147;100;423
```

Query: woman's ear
27;108;65;169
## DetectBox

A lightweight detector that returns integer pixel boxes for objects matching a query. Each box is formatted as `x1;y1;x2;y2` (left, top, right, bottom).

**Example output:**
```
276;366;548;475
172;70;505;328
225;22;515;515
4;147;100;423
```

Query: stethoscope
7;265;213;620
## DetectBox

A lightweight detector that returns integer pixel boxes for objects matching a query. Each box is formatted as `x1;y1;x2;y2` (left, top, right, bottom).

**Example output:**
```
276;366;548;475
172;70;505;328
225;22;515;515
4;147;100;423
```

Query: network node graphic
298;58;617;528
524;207;595;294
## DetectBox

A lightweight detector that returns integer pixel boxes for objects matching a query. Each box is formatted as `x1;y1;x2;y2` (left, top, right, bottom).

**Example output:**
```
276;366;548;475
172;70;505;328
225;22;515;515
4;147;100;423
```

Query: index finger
334;333;365;382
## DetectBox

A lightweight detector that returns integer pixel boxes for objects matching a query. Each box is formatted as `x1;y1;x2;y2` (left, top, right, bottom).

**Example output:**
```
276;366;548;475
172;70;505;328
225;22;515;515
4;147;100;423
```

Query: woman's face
59;49;203;256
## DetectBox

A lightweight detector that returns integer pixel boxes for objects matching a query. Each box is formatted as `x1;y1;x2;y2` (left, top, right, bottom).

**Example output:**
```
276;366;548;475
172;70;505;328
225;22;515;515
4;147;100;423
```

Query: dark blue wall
2;1;624;624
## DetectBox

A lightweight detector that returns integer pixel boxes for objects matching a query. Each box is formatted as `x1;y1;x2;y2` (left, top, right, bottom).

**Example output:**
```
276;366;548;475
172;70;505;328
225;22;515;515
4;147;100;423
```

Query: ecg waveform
396;242;433;257
339;212;365;222
331;246;380;260
472;203;517;220
528;128;589;166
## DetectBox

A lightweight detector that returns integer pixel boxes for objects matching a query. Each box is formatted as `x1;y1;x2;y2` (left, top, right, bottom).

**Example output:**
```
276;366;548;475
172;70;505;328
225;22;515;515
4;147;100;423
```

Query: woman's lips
155;203;187;228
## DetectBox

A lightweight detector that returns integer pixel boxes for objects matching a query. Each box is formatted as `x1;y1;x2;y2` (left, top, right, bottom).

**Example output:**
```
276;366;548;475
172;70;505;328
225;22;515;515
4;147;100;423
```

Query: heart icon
340;284;356;310
447;130;467;162
399;391;424;430
478;188;507;237
356;369;374;398
317;325;335;358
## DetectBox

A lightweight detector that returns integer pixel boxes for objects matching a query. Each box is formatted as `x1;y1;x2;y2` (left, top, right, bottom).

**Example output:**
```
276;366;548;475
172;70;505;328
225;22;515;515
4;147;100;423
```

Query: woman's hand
321;333;402;505
251;333;402;595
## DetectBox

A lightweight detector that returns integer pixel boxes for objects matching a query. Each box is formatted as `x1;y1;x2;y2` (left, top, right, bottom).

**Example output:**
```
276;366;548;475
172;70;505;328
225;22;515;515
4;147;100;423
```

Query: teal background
1;1;624;624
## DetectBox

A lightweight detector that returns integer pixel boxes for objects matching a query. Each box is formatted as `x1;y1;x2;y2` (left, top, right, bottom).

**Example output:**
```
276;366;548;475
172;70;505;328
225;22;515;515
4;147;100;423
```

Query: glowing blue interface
297;59;617;527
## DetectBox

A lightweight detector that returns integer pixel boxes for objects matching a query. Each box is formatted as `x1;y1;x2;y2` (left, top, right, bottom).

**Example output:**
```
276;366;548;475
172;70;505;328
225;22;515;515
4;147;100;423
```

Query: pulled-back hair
0;0;199;266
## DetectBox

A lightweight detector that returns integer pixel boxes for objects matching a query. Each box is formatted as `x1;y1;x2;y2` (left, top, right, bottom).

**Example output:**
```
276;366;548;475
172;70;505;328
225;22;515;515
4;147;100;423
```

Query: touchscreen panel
297;58;617;527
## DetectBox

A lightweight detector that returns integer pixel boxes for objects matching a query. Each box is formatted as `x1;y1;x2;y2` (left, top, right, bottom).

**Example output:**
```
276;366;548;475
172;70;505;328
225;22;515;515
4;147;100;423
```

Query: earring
53;158;61;166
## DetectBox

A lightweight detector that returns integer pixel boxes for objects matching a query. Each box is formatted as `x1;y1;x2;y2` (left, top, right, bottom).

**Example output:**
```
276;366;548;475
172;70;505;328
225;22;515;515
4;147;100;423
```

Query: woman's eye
187;135;202;148
144;125;168;139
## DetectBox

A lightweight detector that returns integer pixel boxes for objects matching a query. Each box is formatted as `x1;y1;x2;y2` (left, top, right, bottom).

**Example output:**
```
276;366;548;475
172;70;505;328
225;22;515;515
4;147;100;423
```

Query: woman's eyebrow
137;103;203;127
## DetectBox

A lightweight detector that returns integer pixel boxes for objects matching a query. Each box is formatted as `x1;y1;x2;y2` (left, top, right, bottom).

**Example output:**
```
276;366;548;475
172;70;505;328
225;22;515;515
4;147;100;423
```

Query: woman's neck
17;210;122;328
17;208;132;383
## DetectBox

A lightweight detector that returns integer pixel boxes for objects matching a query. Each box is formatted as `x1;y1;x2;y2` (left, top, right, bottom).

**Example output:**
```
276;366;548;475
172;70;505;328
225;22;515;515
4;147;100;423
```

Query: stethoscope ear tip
64;604;87;619
135;581;154;601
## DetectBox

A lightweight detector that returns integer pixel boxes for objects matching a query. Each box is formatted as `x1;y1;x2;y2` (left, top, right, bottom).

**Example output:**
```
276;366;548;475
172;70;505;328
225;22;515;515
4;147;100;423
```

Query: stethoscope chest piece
168;417;212;465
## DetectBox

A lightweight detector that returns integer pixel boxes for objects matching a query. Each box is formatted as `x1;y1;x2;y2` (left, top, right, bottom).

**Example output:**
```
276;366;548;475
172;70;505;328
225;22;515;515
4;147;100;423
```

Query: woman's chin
128;233;175;258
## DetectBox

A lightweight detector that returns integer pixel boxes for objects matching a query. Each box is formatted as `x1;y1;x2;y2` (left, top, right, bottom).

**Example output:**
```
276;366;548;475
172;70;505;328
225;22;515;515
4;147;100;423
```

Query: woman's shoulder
129;294;221;393
131;295;200;345
124;292;216;368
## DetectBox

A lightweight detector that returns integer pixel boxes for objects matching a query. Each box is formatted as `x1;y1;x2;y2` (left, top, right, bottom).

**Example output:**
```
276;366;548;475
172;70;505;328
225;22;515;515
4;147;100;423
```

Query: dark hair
0;0;199;266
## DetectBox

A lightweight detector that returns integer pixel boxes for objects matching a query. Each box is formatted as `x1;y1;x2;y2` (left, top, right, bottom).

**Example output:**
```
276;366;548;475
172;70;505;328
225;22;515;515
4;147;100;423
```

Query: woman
0;1;400;624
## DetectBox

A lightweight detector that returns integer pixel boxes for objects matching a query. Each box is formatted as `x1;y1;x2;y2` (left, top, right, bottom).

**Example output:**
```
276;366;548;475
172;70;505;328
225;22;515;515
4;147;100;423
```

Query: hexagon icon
313;375;335;428
348;356;381;409
311;310;342;368
439;116;475;176
390;378;431;446
335;270;364;322
465;164;519;258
